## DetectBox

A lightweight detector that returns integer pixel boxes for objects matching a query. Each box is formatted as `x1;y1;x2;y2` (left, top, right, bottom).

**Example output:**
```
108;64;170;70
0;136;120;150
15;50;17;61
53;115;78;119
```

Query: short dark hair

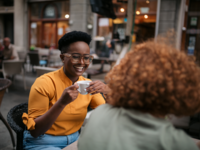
58;31;91;53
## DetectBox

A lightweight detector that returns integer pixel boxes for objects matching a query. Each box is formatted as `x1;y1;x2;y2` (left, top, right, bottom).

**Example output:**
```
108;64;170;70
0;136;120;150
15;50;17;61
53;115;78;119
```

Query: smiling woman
60;41;92;81
22;31;110;150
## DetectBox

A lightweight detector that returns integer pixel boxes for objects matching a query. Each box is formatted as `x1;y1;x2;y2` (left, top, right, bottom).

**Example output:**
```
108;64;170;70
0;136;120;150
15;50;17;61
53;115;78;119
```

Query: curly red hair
105;41;200;116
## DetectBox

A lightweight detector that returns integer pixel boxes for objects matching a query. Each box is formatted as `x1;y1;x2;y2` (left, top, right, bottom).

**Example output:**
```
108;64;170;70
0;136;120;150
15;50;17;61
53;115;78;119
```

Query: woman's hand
30;84;79;138
86;80;111;95
59;84;79;106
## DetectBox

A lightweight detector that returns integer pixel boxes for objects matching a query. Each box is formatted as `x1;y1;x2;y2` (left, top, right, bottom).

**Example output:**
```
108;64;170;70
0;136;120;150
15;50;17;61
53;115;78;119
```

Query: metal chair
17;51;28;73
28;51;48;72
2;60;27;90
0;79;15;148
7;102;28;150
48;50;62;67
17;51;27;62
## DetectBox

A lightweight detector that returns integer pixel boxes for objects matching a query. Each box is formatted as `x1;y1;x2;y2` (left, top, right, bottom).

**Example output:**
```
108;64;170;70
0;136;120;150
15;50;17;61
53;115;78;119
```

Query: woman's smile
74;66;85;72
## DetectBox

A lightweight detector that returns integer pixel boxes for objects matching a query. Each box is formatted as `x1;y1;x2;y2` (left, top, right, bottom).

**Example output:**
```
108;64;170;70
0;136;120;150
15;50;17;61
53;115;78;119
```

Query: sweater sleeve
22;76;55;130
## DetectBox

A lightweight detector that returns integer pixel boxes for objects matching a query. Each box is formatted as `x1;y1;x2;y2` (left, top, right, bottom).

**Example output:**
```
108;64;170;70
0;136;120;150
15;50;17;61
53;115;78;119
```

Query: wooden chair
0;79;15;148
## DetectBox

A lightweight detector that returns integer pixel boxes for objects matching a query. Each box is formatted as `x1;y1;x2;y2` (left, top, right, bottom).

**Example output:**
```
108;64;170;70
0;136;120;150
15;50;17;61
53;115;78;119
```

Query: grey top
78;104;198;150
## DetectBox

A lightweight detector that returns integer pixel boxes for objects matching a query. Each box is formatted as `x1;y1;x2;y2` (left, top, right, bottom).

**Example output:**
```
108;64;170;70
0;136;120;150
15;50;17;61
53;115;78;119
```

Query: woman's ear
60;54;64;63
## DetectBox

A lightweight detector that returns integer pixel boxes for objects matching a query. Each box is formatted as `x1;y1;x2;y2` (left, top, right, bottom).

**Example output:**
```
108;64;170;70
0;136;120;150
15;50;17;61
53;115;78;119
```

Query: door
42;22;57;48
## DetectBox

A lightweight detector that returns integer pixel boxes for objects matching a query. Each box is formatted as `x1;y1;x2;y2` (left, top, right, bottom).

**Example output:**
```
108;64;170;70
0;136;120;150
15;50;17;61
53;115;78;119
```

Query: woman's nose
79;57;85;64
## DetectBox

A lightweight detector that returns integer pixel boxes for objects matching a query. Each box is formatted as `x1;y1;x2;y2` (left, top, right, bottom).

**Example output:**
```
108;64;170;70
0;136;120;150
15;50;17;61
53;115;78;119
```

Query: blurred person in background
22;31;110;150
0;40;4;51
0;41;4;61
0;41;4;78
98;39;115;72
78;40;200;150
3;37;19;60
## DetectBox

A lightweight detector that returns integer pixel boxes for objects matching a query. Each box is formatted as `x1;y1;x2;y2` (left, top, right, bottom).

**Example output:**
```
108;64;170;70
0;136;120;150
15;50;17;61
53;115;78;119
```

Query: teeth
75;67;83;71
75;67;83;69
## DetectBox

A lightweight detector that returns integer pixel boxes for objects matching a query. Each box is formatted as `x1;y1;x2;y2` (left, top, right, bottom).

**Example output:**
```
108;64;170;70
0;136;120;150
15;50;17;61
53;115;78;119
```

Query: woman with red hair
78;40;200;150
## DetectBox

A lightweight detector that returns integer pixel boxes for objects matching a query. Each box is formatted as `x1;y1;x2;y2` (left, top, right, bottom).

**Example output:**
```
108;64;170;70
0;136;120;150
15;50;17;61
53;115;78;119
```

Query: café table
85;57;117;78
92;57;117;67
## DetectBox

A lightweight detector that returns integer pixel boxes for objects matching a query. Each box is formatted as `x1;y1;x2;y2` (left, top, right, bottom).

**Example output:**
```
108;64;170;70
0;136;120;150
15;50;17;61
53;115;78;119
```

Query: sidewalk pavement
0;64;109;150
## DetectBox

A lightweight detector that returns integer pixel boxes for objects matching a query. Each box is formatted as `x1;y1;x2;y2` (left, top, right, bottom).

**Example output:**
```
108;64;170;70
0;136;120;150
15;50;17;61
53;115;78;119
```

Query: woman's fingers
86;80;110;95
87;85;102;94
90;91;99;95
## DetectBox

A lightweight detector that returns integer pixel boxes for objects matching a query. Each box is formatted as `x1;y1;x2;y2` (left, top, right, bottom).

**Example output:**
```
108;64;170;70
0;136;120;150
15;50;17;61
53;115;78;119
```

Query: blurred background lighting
136;11;140;15
65;14;69;18
146;0;150;3
120;8;125;12
144;15;148;19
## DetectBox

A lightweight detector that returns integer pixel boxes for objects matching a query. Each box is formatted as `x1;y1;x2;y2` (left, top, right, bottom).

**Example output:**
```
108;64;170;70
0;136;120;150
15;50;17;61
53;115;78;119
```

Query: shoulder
160;125;199;150
94;103;112;111
90;104;113;119
32;72;56;93
9;44;14;50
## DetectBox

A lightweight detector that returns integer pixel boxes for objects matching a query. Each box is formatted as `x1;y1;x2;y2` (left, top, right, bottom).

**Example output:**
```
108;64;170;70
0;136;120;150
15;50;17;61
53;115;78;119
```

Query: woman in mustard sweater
22;31;110;150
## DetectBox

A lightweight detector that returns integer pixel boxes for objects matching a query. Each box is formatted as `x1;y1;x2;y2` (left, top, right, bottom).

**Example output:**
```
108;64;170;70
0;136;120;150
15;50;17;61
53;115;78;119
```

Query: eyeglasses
62;53;94;64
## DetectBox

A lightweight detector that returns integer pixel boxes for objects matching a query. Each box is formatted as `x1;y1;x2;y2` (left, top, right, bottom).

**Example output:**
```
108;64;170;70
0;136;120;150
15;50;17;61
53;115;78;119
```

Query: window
44;5;56;18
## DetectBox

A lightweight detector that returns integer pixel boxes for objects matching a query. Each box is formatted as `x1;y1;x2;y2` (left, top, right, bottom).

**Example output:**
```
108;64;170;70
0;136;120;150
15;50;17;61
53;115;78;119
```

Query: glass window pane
44;5;56;18
57;21;69;43
30;3;40;19
2;0;13;6
43;23;56;48
134;0;157;42
30;22;42;48
57;1;70;19
30;1;69;19
136;0;157;14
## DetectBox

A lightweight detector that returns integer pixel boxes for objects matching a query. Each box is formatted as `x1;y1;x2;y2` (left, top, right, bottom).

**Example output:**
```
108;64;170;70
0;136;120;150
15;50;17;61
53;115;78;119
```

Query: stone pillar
158;0;180;34
69;0;88;32
69;0;94;47
125;0;133;37
157;0;181;47
176;0;186;49
14;0;26;51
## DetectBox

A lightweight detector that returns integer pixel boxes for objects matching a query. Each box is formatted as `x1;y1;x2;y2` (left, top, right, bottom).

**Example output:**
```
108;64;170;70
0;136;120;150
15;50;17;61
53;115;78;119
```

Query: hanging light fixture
136;11;140;15
146;0;150;3
65;14;69;18
120;8;125;12
144;15;148;19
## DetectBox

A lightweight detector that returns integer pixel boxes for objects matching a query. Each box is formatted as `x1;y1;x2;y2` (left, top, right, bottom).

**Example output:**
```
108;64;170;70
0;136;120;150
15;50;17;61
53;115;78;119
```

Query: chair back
48;50;61;66
28;51;40;66
7;102;28;133
18;51;27;62
7;102;28;150
0;79;11;106
2;60;24;75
